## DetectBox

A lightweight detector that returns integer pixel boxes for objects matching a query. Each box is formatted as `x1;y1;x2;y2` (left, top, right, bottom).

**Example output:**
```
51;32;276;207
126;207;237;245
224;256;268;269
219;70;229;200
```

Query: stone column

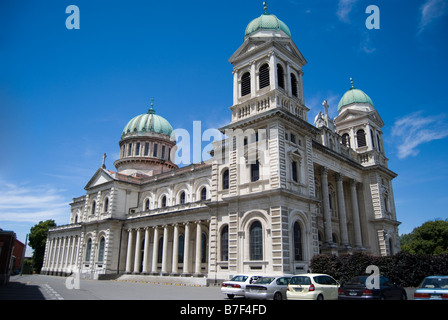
151;227;159;274
133;228;142;274
350;179;363;248
171;224;179;275
60;237;67;272
183;222;191;275
319;167;333;245
142;227;151;274
161;225;169;275
195;221;202;276
269;51;277;90
125;229;134;274
250;60;256;98
335;173;349;247
54;238;61;273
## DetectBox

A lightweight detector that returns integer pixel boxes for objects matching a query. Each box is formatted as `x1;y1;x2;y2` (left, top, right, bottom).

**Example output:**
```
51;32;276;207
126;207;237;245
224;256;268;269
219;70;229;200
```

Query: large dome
121;106;174;138
245;12;291;38
337;80;374;112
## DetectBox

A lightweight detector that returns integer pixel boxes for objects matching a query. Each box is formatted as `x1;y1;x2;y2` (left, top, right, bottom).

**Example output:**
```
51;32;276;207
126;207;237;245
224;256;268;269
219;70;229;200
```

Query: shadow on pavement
0;280;46;300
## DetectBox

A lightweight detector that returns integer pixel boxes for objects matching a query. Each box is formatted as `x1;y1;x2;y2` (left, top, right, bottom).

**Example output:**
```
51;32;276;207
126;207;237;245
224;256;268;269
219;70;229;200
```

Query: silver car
245;276;292;300
414;276;448;300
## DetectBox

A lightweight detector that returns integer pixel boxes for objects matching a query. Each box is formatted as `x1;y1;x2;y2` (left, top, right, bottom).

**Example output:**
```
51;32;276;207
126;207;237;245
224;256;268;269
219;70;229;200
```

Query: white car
287;273;340;300
221;275;262;299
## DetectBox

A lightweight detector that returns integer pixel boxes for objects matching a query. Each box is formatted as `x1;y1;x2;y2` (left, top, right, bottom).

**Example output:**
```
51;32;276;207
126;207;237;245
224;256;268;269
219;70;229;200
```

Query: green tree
28;220;56;273
400;219;448;255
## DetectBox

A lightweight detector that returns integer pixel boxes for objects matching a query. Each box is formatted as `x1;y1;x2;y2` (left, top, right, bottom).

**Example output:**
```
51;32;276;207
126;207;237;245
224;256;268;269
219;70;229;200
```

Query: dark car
338;275;407;300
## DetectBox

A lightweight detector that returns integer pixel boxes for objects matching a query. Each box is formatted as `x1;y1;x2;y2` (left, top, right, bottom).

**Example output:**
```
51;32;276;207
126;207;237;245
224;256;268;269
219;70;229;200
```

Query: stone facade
41;8;400;282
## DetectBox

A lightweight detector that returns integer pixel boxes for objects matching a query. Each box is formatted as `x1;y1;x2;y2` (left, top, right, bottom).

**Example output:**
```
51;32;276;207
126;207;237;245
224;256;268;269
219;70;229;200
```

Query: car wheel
273;292;282;300
316;294;324;300
227;294;235;299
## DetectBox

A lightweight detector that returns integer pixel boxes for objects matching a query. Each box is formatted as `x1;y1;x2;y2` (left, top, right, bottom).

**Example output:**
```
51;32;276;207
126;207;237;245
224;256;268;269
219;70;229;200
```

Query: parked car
245;276;292;300
338;275;407;300
414;276;448;300
287;273;339;300
221;274;262;299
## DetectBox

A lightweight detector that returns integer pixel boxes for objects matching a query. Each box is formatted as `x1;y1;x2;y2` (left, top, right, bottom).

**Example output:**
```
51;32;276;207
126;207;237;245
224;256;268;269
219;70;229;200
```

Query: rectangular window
161;145;166;159
292;161;298;182
153;144;158;157
144;143;149;156
251;160;260;182
128;143;132;156
135;142;140;156
290;134;296;144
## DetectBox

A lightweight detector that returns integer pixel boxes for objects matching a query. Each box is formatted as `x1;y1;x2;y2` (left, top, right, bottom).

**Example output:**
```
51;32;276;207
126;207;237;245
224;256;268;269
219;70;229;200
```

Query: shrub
309;252;448;287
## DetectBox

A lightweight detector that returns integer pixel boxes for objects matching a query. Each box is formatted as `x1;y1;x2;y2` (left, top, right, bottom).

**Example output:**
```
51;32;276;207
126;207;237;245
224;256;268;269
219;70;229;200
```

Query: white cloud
0;182;69;223
391;111;448;159
417;0;448;35
337;0;359;23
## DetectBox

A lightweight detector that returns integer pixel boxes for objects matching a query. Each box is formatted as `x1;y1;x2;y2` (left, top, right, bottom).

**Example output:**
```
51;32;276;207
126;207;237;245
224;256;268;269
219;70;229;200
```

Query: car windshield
230;275;248;282
420;277;448;289
255;277;275;284
346;276;368;285
290;276;311;285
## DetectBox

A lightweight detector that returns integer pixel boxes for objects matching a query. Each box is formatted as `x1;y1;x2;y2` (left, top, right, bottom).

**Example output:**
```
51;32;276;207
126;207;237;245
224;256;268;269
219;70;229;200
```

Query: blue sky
1;0;448;252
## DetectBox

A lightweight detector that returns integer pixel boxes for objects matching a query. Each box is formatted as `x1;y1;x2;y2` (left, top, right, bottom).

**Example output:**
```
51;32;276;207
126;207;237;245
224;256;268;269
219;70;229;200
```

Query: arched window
161;196;167;208
180;191;186;204
103;197;109;213
222;169;229;190
144;198;150;210
377;134;382;153
250;221;263;260
200;187;207;201
98;237;105;262
291;73;298;97
342;133;350;148
356;129;366;147
85;238;92;262
293;222;303;261
251;160;260;182
201;233;207;263
259;64;270;89
241;72;251;96
178;235;184;263
221;225;229;261
277;64;285;89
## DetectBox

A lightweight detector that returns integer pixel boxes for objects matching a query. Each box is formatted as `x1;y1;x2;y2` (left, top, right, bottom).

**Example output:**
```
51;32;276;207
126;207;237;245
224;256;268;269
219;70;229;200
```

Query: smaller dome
122;106;174;138
245;13;291;38
337;79;374;111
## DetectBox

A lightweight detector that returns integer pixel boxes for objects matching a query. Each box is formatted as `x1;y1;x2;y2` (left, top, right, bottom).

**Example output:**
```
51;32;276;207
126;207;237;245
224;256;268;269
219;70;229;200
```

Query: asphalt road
0;274;416;301
0;274;225;300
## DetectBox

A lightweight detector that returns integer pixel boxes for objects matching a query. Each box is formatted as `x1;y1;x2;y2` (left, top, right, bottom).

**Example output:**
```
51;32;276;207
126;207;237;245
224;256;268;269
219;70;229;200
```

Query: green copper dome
122;106;174;138
245;13;291;38
337;79;374;111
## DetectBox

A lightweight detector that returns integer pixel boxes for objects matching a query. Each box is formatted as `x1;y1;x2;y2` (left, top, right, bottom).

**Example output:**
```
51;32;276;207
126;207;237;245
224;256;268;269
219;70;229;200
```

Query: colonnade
42;235;80;275
319;166;364;249
125;220;209;276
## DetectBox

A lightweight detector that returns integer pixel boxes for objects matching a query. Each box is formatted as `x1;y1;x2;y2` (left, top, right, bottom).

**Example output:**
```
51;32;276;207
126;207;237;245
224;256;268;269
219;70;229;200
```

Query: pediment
335;108;384;128
84;168;115;190
229;38;307;67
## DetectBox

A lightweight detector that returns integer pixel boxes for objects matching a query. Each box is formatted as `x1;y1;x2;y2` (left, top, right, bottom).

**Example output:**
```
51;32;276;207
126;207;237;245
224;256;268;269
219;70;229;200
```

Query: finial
263;2;268;14
101;153;107;169
148;98;156;114
350;77;355;89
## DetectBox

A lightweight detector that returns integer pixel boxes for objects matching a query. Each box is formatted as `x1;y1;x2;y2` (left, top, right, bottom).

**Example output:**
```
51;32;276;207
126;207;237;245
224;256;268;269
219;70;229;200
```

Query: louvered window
241;72;251;96
259;64;270;89
357;129;366;147
277;64;285;89
291;73;298;97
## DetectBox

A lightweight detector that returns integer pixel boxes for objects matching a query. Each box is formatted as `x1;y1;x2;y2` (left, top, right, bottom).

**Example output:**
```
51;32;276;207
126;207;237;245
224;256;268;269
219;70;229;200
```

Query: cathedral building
41;5;400;283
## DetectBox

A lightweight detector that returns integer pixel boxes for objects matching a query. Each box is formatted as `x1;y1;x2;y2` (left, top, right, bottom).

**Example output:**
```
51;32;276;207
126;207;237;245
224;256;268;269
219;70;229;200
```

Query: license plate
294;288;302;292
349;291;358;296
430;294;442;299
